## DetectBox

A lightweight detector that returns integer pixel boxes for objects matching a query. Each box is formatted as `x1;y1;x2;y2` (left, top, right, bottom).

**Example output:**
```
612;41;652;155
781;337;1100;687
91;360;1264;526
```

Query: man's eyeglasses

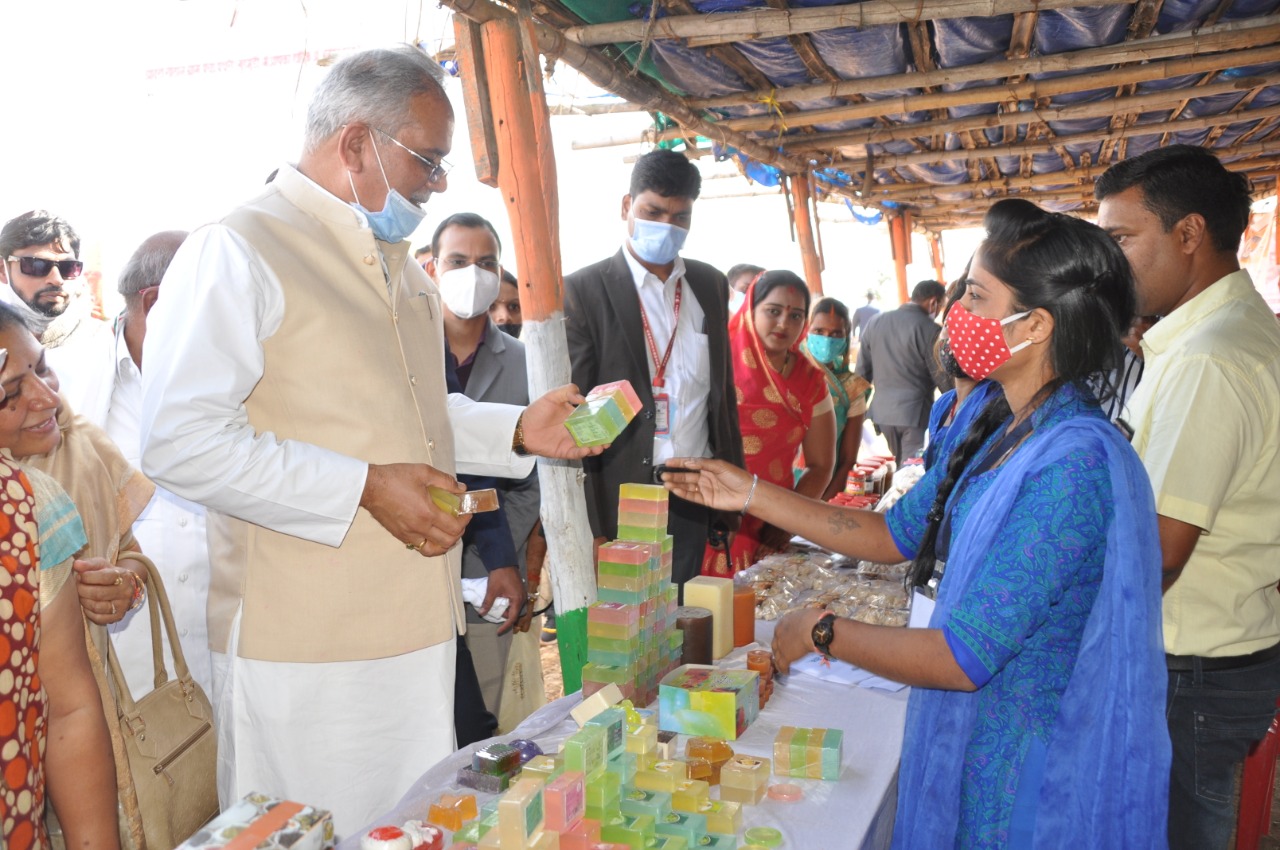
6;256;84;280
374;128;451;184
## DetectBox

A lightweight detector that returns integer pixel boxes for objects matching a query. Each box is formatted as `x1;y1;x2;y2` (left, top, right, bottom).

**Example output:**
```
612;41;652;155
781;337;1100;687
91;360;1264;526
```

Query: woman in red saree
703;271;835;576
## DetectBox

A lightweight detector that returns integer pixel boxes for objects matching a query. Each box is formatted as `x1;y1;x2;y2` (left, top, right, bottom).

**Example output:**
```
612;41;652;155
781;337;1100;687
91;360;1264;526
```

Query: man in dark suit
855;280;952;463
565;150;742;591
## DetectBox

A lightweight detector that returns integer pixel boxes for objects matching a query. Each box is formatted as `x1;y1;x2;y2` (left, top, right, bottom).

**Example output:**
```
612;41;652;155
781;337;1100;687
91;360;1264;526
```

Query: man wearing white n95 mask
427;211;544;730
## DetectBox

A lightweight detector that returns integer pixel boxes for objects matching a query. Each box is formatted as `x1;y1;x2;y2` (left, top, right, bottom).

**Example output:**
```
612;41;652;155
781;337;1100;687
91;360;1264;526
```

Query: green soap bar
620;788;673;820
589;648;640;668
588;620;639;640
589;635;640;654
694;835;737;849
566;397;630;447
617;524;668;543
582;662;636;685
599;560;651;579
598;586;649;605
599;572;647;593
655;811;707;844
743;826;783;848
563;725;607;775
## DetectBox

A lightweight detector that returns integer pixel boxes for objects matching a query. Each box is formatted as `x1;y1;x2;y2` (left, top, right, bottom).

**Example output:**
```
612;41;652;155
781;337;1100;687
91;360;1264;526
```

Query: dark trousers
669;497;710;603
881;425;927;465
454;632;498;748
1166;650;1280;850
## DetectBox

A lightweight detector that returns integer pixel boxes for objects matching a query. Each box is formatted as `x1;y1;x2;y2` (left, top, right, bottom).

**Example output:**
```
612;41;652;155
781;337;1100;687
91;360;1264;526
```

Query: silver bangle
740;474;759;515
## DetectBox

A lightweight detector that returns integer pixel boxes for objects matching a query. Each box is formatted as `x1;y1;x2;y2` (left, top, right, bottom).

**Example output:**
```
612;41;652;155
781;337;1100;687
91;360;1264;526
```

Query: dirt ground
539;629;564;703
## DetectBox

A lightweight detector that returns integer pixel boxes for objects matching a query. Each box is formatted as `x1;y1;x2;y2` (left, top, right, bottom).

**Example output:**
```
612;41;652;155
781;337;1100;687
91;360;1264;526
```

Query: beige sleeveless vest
207;165;464;662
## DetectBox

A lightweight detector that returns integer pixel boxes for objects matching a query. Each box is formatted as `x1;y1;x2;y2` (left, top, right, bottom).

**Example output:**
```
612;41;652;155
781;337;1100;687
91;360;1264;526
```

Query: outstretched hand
521;384;608;460
658;457;756;514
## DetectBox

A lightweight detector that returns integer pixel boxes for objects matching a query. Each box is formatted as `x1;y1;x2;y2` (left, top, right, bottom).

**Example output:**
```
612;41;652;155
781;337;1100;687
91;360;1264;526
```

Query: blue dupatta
891;414;1169;848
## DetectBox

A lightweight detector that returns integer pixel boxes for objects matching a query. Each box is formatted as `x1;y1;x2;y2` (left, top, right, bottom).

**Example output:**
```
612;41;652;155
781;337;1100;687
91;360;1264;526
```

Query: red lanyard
637;279;683;389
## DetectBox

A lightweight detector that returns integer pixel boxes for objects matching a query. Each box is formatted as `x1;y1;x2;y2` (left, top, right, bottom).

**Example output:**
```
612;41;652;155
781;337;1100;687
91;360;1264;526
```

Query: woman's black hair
751;270;811;315
809;296;850;330
905;198;1136;589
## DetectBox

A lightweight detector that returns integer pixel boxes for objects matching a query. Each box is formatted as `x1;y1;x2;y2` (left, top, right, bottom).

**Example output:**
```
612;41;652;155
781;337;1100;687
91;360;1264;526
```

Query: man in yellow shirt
1097;145;1280;850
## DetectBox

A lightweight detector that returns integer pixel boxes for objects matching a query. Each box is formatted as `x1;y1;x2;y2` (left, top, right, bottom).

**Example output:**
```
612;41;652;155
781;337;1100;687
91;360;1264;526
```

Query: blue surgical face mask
806;333;848;365
627;217;688;265
347;134;427;244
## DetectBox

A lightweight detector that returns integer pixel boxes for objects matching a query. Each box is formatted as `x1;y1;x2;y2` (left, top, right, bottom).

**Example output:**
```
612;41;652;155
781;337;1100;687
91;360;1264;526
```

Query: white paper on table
790;653;907;692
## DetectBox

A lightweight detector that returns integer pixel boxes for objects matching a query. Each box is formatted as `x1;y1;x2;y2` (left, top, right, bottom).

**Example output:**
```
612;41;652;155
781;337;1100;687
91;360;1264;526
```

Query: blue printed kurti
886;382;1114;846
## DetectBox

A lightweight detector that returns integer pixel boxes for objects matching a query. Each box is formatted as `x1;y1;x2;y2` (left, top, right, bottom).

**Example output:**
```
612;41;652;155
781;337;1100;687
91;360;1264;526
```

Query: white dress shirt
99;324;214;700
621;248;712;464
139;221;533;549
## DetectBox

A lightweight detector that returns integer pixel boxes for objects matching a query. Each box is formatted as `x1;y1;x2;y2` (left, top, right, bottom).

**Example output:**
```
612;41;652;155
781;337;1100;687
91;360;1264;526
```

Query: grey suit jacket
564;249;743;541
459;321;540;623
855;303;953;428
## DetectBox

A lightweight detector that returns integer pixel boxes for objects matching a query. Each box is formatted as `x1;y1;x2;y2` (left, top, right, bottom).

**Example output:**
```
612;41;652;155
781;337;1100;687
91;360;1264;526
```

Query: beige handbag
105;554;219;850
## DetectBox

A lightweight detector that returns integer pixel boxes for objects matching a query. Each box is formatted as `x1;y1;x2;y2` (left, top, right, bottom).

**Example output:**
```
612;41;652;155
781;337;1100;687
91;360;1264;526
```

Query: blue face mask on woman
806;333;848;365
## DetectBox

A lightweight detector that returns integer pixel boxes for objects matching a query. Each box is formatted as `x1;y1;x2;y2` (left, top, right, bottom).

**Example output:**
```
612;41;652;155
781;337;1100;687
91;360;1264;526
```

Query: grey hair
118;231;188;300
303;46;448;154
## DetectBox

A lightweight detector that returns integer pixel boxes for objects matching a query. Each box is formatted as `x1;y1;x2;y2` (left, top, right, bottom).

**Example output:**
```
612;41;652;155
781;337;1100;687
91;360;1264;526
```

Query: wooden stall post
478;14;597;693
889;212;911;303
789;172;824;295
929;232;946;284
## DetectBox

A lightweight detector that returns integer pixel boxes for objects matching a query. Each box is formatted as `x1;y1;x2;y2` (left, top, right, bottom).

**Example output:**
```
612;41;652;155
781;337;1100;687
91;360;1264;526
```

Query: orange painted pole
480;15;595;693
929;232;946;283
790;173;824;295
889;213;909;303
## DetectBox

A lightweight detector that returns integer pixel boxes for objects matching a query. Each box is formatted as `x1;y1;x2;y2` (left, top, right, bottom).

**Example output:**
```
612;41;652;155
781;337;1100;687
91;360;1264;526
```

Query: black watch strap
812;612;837;658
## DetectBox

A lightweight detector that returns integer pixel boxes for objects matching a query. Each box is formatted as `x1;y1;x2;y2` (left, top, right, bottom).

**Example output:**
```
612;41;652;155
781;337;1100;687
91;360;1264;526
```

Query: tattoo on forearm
826;508;862;536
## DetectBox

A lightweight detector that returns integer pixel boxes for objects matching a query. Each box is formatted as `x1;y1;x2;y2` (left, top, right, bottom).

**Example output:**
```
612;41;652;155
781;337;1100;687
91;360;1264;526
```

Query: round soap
767;783;804;802
361;826;412;850
509;738;544;763
743;826;784;847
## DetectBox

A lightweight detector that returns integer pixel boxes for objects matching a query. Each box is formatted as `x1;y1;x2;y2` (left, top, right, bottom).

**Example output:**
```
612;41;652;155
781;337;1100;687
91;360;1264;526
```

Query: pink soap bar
597;542;655;566
589;602;640;626
589;380;643;418
545;771;586;832
560;818;603;850
618;498;668;516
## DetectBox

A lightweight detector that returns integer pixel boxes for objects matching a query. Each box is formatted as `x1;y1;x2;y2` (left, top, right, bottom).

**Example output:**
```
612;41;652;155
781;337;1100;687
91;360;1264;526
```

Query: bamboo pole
649;43;1280;141
790;173;825;295
562;0;1133;48
784;76;1276;151
479;14;597;695
688;16;1280;109
929;234;946;284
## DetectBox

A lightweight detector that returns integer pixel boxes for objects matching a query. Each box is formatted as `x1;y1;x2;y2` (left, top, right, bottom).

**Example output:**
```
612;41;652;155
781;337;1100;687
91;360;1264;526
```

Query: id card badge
653;392;671;436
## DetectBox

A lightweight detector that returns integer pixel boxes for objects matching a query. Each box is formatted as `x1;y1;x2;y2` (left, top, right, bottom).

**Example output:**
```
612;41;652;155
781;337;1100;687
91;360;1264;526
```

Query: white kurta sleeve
140;225;368;547
447;393;536;479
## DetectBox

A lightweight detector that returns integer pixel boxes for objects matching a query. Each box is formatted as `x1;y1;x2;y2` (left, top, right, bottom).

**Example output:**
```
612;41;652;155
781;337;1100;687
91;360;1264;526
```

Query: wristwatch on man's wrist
512;413;531;457
812;612;838;658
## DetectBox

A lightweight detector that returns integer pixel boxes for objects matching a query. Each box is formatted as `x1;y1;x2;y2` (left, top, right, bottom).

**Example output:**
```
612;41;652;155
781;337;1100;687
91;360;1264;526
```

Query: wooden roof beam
782;76;1276;150
562;0;1134;48
858;116;1280;169
653;44;1280;140
441;0;811;170
686;16;1280;109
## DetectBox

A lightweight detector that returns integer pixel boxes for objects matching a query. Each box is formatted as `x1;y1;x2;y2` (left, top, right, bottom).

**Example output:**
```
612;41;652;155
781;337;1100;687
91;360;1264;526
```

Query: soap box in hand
658;665;759;741
565;380;642;447
175;792;334;849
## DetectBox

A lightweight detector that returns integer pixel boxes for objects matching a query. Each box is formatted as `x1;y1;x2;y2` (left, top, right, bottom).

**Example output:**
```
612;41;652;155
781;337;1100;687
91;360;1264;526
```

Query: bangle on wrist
126;571;145;611
740;474;759;515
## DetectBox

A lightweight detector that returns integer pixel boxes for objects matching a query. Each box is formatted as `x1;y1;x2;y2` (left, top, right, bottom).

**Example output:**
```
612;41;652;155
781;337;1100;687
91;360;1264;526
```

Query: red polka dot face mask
944;302;1032;381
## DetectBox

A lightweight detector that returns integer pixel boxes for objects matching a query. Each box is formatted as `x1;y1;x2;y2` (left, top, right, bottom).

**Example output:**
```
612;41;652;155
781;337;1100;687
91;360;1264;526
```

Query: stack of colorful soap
565;380;643;448
773;726;843;780
459;742;524;793
658;665;760;740
583;483;684;705
719;755;772;804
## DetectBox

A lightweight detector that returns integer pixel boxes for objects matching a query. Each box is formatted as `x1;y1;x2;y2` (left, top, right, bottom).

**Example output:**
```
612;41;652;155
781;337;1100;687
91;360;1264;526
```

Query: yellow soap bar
682;576;734;660
429;486;500;516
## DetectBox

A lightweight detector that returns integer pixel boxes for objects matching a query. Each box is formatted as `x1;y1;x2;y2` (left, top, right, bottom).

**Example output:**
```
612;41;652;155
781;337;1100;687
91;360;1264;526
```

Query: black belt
1166;640;1280;673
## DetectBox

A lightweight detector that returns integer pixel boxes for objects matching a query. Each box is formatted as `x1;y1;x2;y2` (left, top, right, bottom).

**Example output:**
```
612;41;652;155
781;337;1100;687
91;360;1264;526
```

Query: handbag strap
105;554;196;715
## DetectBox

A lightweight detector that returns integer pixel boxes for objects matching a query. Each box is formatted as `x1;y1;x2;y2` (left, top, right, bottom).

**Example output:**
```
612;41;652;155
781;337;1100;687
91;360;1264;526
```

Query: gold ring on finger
114;575;124;586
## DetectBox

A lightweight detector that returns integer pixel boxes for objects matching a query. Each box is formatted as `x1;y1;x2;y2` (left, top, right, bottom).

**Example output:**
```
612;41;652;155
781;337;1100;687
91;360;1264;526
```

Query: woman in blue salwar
662;198;1169;849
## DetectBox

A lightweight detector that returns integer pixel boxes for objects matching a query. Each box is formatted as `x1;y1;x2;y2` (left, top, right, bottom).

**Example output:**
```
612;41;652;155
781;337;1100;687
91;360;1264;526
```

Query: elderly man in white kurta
139;47;596;836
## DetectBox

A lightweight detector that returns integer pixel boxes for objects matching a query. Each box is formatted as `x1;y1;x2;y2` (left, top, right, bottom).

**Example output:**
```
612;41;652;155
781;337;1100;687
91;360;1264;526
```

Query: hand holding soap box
565;380;642;447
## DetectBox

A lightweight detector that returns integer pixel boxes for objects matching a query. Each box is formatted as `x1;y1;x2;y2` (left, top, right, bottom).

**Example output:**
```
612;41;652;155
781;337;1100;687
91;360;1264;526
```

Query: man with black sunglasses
0;210;113;412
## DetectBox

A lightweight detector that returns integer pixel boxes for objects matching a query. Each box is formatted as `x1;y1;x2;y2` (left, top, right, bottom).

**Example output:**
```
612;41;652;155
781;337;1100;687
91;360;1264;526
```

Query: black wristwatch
812;612;838;659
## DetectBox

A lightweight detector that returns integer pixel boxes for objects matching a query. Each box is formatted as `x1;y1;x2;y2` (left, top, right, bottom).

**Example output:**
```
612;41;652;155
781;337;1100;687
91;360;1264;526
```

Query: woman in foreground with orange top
665;199;1168;847
704;270;834;577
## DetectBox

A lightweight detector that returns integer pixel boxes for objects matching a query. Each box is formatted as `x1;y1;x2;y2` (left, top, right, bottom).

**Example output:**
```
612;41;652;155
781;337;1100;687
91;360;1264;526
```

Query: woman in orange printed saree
703;271;836;576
